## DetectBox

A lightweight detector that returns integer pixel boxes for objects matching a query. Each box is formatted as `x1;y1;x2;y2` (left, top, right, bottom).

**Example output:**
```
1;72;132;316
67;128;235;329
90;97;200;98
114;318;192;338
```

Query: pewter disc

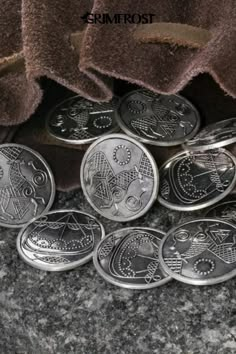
205;199;236;224
80;133;158;222
46;95;119;144
184;117;236;151
159;218;236;285
93;227;171;289
158;148;236;211
115;89;200;146
17;210;105;271
0;144;55;228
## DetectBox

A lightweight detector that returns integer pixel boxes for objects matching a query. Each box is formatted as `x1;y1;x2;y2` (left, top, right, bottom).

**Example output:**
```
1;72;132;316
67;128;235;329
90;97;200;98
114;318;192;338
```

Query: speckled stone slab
0;189;235;354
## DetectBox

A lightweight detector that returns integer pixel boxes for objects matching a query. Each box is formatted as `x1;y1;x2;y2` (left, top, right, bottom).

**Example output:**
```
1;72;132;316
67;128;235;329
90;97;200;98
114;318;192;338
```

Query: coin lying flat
81;134;158;222
46;96;119;144
93;227;171;289
116;89;200;146
205;199;236;224
158;148;236;211
184;117;236;151
159;218;236;285
0;144;55;228
17;210;105;271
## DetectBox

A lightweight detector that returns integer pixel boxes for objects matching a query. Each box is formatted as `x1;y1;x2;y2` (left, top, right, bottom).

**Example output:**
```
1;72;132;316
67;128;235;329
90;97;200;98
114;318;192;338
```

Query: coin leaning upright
46;95;119;145
93;227;171;289
158;148;236;211
80;133;159;222
0;144;55;228
116;89;200;146
159;218;236;285
17;210;105;271
184;117;236;151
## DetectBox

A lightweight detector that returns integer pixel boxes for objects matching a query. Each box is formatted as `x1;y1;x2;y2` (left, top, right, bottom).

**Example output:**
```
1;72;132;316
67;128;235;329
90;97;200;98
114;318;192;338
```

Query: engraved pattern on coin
93;227;171;289
205;199;236;224
17;210;104;271
159;218;236;285
46;96;119;144
0;144;55;228
81;134;158;222
116;89;200;146
184;117;236;151
158;149;236;211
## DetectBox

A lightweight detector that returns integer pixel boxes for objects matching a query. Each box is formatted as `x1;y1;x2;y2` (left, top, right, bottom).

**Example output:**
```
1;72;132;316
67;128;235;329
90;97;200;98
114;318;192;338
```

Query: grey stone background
0;189;235;354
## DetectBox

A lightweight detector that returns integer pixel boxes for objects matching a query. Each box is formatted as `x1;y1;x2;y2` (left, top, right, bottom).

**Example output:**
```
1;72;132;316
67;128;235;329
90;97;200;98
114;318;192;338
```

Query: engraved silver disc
17;210;105;271
116;89;200;146
80;133;158;222
159;218;236;285
158;148;236;211
184;117;236;151
205;198;236;224
0;144;55;228
93;227;171;289
46;96;119;144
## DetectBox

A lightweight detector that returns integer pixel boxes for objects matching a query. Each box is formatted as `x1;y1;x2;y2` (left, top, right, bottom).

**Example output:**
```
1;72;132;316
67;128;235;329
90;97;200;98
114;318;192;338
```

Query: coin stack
2;88;236;289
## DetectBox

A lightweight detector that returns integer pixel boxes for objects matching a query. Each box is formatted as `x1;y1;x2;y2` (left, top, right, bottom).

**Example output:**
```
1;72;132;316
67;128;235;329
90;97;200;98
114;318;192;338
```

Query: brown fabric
134;23;211;48
14;74;236;191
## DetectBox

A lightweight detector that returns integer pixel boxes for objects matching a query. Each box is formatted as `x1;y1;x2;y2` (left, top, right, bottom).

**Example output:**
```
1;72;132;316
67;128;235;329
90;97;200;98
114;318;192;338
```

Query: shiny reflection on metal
93;227;171;289
116;89;200;146
159;218;236;285
17;210;105;271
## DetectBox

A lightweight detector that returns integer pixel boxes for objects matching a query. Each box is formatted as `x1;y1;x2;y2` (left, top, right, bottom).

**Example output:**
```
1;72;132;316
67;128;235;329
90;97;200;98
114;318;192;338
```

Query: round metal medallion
158;148;236;211
46;96;119;144
116;89;200;146
184;117;236;151
0;144;55;228
17;210;105;271
205;199;236;224
93;227;171;289
159;218;236;285
80;133;158;222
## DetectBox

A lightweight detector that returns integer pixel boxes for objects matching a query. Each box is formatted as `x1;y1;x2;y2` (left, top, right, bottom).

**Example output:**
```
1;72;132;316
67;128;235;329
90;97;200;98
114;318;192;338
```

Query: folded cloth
0;0;113;127
80;0;236;98
14;74;236;191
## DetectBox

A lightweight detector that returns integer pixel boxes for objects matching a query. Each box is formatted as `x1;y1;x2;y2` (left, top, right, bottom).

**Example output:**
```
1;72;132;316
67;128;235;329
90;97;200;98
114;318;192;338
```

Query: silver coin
80;133;158;222
0;144;55;228
93;227;171;289
184;117;236;151
205;199;236;224
159;218;236;285
46;96;119;144
158;148;236;211
17;210;105;271
115;89;200;146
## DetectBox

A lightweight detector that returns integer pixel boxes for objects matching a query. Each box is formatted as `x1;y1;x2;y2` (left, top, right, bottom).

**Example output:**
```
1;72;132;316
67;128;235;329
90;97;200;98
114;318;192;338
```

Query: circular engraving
184;117;236;151
93;227;171;289
158;149;236;211
17;210;105;271
0;144;55;228
159;218;236;285
116;89;200;146
46;96;119;145
81;133;158;222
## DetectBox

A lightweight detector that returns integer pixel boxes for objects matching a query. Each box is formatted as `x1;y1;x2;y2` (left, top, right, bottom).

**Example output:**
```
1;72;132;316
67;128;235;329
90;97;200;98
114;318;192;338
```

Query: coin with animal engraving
0;144;55;228
184;117;236;151
17;210;104;271
93;227;171;289
158;148;236;211
46;95;119;144
159;218;236;285
205;198;236;224
80;133;158;222
115;89;200;146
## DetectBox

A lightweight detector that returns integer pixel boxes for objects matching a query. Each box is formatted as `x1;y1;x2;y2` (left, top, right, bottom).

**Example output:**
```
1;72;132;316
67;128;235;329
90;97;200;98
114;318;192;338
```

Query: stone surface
0;189;235;354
